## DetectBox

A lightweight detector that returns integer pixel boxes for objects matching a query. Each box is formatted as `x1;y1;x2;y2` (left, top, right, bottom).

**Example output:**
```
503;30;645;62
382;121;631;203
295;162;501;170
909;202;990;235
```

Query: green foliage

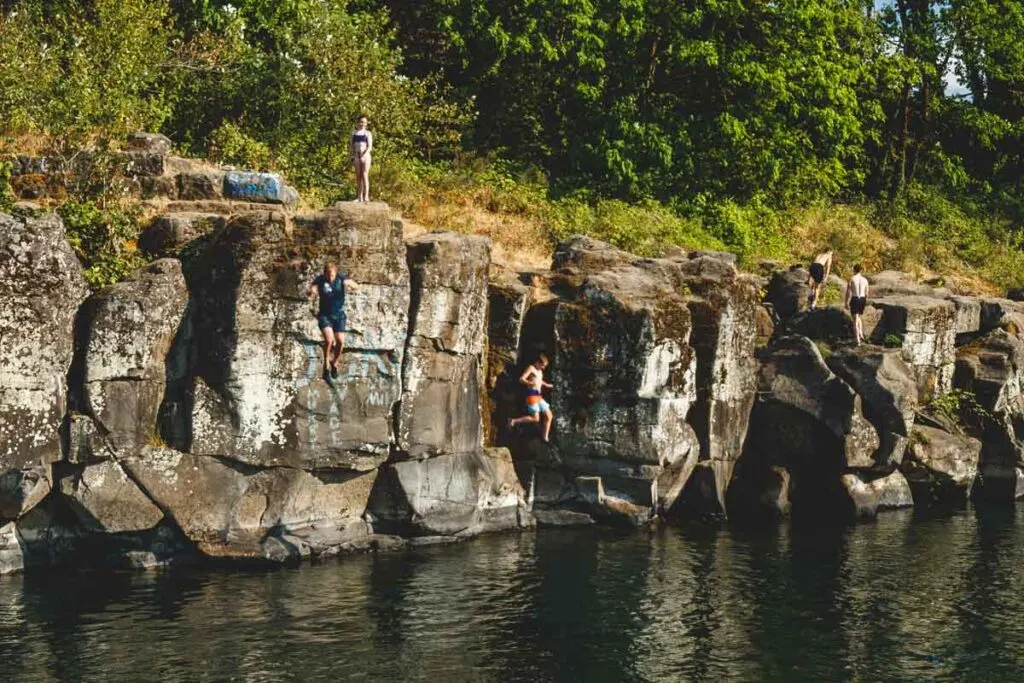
0;159;13;212
883;333;904;349
927;389;995;431
58;201;145;289
163;0;469;198
0;0;173;151
547;198;724;258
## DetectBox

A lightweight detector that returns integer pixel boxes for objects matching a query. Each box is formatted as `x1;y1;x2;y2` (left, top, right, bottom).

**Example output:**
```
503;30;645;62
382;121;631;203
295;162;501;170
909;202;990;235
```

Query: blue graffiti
224;171;285;203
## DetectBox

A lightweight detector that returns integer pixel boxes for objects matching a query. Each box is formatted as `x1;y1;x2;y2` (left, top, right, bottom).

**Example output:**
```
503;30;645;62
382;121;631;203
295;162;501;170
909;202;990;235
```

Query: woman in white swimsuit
351;116;373;202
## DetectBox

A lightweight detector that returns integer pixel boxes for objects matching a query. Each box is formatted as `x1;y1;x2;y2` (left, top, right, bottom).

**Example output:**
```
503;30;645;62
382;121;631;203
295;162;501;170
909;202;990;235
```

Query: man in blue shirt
307;262;359;380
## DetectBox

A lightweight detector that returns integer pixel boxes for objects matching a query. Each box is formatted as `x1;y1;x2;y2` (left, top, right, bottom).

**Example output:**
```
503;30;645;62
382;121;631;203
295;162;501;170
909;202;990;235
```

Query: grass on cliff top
371;156;1021;295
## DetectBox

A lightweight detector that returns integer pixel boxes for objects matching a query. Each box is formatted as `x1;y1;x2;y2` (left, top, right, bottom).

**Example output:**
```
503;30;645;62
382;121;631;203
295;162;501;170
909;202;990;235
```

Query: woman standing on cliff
308;263;359;381
351;115;373;202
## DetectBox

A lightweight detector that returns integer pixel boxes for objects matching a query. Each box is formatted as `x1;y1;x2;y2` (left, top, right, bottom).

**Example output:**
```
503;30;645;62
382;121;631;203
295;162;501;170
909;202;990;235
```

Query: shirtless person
845;264;870;345
509;353;555;442
308;262;359;381
807;249;834;309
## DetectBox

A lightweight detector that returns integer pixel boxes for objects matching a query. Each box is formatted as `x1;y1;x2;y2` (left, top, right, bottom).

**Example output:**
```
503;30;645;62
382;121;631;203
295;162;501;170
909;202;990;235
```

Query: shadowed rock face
184;204;409;471
731;335;880;518
826;346;918;468
0;214;88;472
72;259;189;452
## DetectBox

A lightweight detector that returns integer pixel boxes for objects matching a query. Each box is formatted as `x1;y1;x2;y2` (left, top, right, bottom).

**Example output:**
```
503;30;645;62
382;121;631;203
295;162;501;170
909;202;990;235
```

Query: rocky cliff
1;136;1020;574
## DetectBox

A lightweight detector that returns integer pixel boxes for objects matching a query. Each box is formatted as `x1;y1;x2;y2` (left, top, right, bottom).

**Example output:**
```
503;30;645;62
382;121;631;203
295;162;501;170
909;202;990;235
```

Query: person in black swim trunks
308;262;360;380
845;264;870;345
807;249;834;309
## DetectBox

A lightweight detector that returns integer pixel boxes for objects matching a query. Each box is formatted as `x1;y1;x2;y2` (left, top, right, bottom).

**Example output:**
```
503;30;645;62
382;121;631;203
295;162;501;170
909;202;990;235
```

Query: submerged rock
840;470;914;518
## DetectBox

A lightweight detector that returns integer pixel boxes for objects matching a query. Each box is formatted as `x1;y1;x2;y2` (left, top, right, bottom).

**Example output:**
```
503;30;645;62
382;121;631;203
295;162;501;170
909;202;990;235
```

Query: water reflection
3;510;1024;681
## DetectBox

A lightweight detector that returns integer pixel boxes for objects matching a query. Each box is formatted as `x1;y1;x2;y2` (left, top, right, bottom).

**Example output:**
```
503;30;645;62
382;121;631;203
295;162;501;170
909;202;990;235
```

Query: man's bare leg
321;326;335;375
510;413;540;427
542;409;553;442
332;331;345;370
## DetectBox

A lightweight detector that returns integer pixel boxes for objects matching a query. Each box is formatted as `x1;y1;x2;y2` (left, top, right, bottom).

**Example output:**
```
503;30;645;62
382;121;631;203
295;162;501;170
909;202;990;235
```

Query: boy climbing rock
509;353;555;442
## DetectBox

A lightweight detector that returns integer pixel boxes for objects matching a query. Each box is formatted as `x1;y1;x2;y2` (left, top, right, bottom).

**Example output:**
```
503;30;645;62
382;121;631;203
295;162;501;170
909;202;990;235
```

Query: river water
3;508;1024;682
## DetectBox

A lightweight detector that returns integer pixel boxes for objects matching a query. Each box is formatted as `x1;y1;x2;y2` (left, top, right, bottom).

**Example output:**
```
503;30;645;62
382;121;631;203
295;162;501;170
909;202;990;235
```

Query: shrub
59;200;144;289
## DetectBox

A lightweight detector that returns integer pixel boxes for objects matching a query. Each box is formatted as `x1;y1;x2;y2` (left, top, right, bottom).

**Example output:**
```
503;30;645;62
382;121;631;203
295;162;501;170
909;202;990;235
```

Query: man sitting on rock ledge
308;262;359;381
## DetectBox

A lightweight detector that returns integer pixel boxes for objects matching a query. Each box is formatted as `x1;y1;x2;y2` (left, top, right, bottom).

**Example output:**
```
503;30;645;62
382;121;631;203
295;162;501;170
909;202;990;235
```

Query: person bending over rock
509;353;555;442
845;264;870;345
351;115;373;202
807;248;834;309
308;262;359;381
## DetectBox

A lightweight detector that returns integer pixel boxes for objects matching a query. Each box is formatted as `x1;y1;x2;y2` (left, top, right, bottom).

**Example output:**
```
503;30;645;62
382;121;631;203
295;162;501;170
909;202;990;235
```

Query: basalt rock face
544;238;701;522
671;255;760;515
397;233;490;458
0;214;88;473
71;258;189;452
492;237;759;524
953;328;1024;501
369;447;531;537
902;424;981;505
184;204;409;472
729;336;880;519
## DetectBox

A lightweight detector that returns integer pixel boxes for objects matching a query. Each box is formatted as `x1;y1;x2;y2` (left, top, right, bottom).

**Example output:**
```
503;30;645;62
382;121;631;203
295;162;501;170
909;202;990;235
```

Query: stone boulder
123;447;375;560
0;213;88;477
398;233;490;457
764;266;811;319
368;447;530;536
901;424;981;505
732;336;880;518
59;460;164;534
867;296;957;401
185;203;409;471
826;346;918;467
840;470;914;518
71;259;189;452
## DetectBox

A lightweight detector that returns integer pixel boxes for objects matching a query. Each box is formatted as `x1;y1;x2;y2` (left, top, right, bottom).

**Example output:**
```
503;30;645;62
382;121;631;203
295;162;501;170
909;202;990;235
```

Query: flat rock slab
123;447;376;560
369;447;530;537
